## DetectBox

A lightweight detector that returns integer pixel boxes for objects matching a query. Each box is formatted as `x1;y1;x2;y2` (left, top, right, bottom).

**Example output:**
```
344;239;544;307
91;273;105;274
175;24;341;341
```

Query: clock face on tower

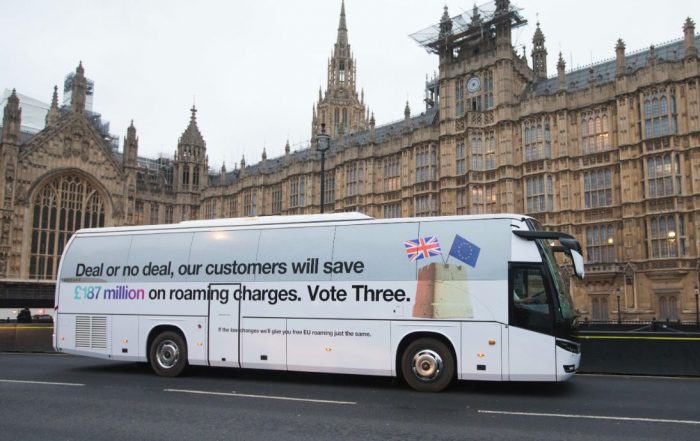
466;76;481;93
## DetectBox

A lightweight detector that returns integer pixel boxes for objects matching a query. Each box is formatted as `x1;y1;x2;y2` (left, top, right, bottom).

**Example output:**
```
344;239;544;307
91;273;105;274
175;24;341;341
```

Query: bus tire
149;331;187;377
401;338;455;392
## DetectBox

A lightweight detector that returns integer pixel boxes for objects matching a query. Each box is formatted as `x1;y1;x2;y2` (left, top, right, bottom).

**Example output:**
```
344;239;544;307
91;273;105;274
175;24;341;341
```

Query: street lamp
695;285;699;326
316;123;331;214
616;287;621;324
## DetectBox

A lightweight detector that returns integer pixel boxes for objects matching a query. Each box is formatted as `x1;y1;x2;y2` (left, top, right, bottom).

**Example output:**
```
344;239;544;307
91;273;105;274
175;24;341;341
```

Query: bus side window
510;265;553;335
60;235;133;282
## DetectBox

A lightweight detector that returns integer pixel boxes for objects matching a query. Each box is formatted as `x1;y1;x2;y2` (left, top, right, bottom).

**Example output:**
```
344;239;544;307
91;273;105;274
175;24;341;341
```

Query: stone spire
312;0;368;139
45;85;60;126
1;89;21;144
179;105;206;148
684;17;697;58
615;38;626;76
337;0;348;46
404;101;411;120
175;105;208;193
329;0;353;88
439;6;452;39
123;120;139;167
262;148;267;161
285;139;290;155
71;62;88;114
369;112;375;127
531;22;547;80
557;52;566;90
238;155;246;178
469;4;482;28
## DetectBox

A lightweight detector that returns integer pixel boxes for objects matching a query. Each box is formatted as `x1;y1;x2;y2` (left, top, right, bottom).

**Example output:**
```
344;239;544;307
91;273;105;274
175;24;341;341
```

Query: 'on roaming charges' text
72;283;410;305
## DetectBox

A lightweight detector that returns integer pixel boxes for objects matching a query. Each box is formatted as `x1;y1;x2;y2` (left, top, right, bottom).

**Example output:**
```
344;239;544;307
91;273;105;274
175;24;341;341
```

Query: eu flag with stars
448;235;481;267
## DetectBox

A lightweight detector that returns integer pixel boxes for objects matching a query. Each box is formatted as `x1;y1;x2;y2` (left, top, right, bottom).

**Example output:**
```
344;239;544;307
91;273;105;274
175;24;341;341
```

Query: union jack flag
404;236;442;261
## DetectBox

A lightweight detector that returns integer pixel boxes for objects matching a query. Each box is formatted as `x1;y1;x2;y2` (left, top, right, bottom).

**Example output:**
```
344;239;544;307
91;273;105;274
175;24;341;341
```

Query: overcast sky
2;0;698;170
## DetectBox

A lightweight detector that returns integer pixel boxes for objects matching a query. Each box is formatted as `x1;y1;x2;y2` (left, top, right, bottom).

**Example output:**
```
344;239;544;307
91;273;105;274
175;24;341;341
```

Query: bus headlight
556;339;580;354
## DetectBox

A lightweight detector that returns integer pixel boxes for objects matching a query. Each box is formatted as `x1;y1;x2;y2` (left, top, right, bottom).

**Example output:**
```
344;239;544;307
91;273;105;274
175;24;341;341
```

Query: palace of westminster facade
1;1;699;322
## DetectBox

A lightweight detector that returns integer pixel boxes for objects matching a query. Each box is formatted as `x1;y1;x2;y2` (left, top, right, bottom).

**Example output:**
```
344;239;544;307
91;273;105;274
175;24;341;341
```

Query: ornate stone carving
113;199;123;217
624;262;636;285
14;184;26;205
80;140;90;162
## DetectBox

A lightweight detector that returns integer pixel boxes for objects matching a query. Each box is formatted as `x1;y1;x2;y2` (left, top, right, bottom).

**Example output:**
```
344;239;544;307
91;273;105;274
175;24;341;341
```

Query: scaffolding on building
410;1;526;54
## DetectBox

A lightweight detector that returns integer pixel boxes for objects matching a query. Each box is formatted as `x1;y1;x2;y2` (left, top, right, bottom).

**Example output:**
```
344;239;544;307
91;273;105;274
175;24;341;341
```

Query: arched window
30;174;105;279
651;98;659;116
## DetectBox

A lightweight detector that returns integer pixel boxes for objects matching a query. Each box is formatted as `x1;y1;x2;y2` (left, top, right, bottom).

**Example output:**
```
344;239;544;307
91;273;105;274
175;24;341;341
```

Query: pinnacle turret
45;85;60;126
684;17;697;57
531;22;548;80
71;62;88;114
557;52;566;90
2;89;22;144
123;119;139;167
616;38;626;76
439;6;452;38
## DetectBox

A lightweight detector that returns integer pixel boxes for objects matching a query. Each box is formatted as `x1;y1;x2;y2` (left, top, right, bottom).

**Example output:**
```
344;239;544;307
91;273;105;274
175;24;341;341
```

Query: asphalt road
0;353;698;441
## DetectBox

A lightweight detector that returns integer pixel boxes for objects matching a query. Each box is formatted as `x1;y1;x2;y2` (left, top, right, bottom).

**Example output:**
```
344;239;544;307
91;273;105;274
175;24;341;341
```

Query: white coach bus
54;213;585;392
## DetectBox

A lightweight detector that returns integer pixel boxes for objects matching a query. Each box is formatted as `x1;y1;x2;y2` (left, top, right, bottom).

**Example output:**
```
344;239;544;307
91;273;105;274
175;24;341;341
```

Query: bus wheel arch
396;332;457;392
147;325;188;377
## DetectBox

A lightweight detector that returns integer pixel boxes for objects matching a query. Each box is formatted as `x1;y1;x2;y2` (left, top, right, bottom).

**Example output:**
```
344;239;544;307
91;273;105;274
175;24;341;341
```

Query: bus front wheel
149;331;187;377
401;338;455;392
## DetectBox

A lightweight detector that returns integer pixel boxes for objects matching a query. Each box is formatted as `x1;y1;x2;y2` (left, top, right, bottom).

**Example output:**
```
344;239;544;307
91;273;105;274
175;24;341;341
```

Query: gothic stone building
1;1;700;323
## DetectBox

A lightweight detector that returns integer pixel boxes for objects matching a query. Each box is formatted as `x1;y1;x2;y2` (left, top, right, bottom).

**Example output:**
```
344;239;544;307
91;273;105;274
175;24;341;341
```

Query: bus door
208;282;240;368
507;263;556;381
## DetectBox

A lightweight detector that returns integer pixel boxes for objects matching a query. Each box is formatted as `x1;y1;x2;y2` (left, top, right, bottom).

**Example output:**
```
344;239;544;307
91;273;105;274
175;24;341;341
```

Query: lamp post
695;285;699;326
316;123;331;214
616;287;621;324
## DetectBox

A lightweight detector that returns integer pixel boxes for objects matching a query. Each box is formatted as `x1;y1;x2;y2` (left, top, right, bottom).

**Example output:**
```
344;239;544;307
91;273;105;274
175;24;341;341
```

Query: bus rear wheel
401;338;455;392
149;331;187;377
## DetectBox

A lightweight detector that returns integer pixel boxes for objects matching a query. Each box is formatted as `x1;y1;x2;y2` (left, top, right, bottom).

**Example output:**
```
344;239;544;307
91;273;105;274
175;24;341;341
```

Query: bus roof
74;212;533;236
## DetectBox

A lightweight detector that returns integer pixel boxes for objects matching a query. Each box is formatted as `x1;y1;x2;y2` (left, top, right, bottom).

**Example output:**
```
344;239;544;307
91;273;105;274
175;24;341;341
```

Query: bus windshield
537;239;576;321
526;218;577;321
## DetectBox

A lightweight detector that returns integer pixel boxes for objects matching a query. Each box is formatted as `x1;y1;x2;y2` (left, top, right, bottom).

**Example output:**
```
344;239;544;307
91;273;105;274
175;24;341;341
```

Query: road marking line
577;335;700;341
576;373;700;381
478;410;700;425
164;388;356;405
0;379;84;387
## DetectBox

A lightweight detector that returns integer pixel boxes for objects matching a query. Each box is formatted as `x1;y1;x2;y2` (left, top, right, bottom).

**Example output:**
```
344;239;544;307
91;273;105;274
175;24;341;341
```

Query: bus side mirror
560;237;582;255
570;250;585;280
